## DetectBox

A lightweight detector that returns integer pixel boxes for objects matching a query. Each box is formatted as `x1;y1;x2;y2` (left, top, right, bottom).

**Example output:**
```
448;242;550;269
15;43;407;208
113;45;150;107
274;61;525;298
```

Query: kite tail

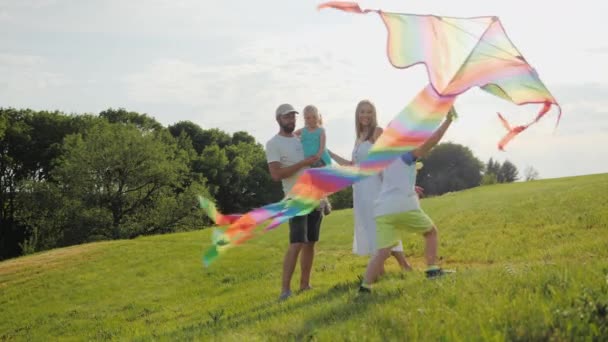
317;1;371;13
197;195;242;226
497;101;554;151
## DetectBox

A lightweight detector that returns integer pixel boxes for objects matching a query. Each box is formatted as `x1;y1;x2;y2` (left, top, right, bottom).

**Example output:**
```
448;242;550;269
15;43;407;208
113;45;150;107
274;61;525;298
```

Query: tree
168;121;207;154
497;160;519;183
232;131;256;145
49;120;205;241
416;143;483;196
485;158;501;177
329;186;353;210
481;172;498;186
524;166;540;181
99;108;163;132
0;108;81;259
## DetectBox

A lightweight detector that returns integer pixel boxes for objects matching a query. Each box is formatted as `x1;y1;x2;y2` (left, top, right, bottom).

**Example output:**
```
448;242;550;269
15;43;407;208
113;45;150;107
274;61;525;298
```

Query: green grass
1;174;607;341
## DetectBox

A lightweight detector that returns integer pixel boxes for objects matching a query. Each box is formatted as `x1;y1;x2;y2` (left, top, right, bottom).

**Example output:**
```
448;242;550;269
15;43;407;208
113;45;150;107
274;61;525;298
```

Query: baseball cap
275;103;298;118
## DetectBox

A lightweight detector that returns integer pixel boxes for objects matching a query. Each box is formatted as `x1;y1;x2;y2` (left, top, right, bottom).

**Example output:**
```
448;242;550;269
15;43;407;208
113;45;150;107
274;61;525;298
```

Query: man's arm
412;107;456;159
268;157;318;181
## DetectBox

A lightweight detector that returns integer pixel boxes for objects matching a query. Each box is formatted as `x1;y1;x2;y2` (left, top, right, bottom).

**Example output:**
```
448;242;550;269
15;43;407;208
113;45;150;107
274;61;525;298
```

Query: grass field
1;173;607;341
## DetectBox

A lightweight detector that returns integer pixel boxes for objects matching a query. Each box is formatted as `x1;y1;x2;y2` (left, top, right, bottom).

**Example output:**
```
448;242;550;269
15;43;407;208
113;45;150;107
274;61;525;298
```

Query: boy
360;107;457;292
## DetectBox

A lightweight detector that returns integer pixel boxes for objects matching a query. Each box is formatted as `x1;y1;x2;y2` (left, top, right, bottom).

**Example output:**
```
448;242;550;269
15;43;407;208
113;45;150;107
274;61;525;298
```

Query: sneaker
425;268;456;279
358;285;371;294
298;285;313;293
278;290;292;301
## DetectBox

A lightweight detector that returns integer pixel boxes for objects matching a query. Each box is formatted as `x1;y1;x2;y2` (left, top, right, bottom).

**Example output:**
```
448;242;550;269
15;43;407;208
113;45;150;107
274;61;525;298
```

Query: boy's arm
412;107;456;159
371;127;383;143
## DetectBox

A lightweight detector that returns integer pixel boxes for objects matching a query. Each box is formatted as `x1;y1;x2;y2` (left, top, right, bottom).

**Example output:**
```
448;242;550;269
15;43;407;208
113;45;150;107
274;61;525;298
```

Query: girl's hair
303;105;323;126
355;100;378;141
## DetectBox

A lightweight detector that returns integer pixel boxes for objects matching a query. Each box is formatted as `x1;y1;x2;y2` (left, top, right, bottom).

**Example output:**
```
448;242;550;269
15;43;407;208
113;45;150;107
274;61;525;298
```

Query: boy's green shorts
376;209;434;249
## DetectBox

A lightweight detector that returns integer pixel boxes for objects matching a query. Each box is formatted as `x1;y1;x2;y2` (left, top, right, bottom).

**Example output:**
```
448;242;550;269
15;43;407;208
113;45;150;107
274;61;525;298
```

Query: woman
329;100;412;272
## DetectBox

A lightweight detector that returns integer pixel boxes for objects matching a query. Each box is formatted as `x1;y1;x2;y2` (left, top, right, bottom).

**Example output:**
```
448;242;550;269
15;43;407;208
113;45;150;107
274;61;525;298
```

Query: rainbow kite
200;1;561;266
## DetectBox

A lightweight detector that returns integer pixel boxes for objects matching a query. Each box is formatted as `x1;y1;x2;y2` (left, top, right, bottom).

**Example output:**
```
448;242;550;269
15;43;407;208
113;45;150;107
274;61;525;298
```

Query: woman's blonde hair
355;99;378;141
303;104;323;126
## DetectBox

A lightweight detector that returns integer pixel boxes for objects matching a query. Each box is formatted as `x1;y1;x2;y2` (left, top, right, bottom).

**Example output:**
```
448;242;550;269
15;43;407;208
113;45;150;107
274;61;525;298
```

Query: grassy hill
1;173;607;341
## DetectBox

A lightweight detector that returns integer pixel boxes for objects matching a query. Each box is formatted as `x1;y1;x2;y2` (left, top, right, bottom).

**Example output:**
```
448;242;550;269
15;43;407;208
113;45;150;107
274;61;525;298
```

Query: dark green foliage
329;186;353;210
416;142;484;196
0;107;282;259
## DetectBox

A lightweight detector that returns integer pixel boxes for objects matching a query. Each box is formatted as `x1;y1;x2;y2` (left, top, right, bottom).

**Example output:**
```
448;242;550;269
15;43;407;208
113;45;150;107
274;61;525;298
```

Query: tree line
0;108;282;260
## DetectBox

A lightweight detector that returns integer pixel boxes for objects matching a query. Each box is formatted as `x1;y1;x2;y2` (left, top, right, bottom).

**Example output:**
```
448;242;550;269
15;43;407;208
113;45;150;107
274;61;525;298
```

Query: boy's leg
377;209;452;279
391;251;413;271
423;225;455;278
423;226;438;266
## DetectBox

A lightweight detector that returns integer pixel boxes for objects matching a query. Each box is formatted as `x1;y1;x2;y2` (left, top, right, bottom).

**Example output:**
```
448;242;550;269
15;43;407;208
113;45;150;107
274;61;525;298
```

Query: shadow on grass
156;276;406;340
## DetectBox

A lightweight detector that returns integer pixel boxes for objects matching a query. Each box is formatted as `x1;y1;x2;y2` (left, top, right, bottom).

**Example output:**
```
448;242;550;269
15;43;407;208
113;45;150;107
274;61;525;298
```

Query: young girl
295;105;332;214
296;105;332;167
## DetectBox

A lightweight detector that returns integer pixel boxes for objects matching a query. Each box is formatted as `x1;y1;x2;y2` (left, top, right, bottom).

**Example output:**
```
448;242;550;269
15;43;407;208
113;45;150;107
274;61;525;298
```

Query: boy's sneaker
425;268;456;279
358;285;371;294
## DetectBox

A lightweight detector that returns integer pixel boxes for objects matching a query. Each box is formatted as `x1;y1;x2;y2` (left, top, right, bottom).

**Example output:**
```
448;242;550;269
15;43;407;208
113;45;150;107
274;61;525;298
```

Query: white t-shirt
374;152;420;217
265;134;306;195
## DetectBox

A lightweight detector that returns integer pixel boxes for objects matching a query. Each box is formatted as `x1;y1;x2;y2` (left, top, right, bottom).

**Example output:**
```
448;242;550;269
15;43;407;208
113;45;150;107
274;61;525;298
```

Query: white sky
1;0;607;179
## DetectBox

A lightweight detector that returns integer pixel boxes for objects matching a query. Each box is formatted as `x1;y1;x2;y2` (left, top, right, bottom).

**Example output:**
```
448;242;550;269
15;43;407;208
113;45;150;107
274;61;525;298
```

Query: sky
1;0;607;179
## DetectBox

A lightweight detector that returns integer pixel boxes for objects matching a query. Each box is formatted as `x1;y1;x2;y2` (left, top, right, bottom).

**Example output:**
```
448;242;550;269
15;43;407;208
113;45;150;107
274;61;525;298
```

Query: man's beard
280;122;295;134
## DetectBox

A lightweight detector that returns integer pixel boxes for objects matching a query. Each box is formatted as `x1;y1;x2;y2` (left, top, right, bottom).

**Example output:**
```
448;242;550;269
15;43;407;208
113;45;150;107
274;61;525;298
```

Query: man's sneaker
425;268;456;279
298;285;313;293
278;290;292;301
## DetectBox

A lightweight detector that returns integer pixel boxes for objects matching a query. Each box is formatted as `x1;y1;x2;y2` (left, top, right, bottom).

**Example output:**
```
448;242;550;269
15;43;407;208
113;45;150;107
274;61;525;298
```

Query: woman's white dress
352;140;404;255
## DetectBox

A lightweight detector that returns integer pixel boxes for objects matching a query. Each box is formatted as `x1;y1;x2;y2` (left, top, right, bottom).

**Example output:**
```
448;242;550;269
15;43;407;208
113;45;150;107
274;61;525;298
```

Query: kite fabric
199;1;561;266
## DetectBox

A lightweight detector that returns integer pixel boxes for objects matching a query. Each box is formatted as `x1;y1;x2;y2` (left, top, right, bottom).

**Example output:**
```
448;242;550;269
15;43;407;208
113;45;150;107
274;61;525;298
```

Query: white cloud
0;53;70;92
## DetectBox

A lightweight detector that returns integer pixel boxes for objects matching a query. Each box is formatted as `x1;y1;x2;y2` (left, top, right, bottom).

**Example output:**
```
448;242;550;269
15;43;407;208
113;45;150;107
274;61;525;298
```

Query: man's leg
282;242;303;295
299;242;315;290
300;209;322;290
281;215;307;299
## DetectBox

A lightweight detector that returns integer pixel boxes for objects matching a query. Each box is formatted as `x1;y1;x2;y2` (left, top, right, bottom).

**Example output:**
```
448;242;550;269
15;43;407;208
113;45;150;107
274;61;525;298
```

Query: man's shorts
376;209;434;249
289;209;322;243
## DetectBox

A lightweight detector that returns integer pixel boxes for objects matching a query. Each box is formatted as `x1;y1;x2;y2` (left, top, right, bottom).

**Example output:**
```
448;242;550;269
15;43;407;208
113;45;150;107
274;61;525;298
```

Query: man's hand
303;155;320;166
415;186;425;198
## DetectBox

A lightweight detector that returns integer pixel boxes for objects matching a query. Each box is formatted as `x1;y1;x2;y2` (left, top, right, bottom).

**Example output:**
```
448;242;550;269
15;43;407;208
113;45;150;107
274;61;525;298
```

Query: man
265;103;322;301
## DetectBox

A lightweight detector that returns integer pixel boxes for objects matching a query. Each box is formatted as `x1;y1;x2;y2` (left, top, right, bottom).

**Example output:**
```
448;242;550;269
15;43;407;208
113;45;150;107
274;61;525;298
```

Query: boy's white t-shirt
374;152;420;217
265;134;306;195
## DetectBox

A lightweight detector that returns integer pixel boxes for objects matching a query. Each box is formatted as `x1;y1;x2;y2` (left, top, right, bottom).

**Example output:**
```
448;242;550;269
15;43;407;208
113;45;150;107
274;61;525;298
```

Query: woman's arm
328;149;352;166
